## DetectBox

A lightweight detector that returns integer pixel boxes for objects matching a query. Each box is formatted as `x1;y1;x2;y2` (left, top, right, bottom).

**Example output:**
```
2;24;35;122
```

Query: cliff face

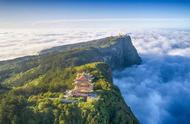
0;35;141;124
98;36;141;69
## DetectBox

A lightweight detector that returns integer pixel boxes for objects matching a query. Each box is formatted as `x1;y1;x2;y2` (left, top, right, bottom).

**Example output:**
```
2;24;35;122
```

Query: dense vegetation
0;62;138;124
0;35;140;124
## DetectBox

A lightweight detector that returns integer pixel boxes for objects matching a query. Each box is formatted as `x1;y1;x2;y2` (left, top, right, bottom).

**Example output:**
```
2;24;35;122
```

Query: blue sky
0;0;190;29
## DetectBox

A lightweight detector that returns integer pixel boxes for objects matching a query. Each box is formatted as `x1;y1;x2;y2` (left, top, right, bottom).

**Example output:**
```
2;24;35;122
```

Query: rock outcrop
98;35;141;69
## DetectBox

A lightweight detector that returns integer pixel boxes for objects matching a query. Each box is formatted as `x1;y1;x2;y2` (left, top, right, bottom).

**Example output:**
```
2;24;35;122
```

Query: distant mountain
0;35;141;124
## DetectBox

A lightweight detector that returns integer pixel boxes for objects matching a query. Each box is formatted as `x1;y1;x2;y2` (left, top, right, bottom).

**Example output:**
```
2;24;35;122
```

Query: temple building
73;72;93;93
65;72;94;97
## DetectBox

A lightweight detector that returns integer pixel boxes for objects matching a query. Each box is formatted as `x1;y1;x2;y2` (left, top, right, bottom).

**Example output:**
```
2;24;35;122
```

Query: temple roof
74;72;93;84
76;76;89;81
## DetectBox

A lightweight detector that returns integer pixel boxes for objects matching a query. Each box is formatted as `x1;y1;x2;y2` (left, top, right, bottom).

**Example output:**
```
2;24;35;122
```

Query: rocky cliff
39;35;141;70
97;35;141;68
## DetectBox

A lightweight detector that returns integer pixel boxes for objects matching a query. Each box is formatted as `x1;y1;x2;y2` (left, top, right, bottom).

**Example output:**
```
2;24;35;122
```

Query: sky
0;0;190;29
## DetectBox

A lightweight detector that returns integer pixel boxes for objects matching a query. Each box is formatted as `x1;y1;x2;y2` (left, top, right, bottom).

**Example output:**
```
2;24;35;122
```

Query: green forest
0;62;138;124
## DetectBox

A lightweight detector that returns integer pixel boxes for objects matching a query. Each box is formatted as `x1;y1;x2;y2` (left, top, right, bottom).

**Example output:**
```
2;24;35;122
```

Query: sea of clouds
114;29;190;124
0;28;190;124
0;29;123;61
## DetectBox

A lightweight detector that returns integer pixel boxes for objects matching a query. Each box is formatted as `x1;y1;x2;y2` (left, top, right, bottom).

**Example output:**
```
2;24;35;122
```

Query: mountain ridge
0;35;141;124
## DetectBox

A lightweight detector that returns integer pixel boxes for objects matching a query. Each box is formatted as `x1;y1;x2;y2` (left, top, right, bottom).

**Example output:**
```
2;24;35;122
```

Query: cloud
113;29;190;124
130;29;190;56
0;29;122;61
1;28;190;61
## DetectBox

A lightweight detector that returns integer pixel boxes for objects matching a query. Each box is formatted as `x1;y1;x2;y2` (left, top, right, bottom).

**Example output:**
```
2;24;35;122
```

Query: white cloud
113;29;190;124
0;29;124;61
1;28;190;61
131;29;190;57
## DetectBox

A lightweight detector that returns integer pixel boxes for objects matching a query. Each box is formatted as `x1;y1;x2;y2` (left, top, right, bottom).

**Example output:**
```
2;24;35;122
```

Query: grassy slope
0;36;118;84
0;36;116;86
